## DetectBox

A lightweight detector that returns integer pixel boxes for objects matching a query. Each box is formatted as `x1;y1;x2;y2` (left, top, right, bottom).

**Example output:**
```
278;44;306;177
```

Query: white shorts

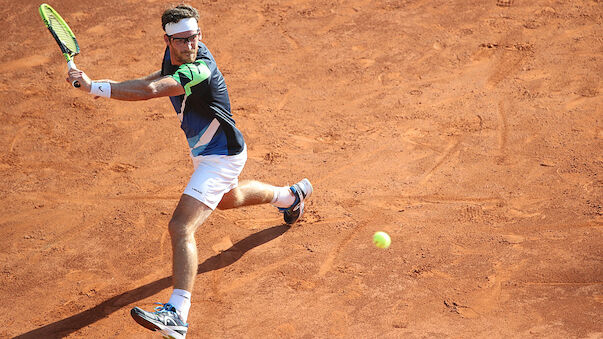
183;146;247;210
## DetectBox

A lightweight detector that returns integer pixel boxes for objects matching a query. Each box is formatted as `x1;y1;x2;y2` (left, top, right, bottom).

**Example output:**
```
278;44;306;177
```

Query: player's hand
66;68;92;92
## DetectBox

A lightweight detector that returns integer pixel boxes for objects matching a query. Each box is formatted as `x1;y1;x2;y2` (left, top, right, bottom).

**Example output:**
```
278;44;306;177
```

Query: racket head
39;3;80;61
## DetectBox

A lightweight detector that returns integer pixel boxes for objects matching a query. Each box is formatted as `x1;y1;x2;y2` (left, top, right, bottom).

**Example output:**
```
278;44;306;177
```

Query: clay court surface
1;0;601;337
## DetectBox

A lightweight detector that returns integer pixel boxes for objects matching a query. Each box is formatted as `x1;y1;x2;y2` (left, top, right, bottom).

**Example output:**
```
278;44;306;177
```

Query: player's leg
218;178;313;224
217;180;282;209
169;194;213;292
131;194;211;339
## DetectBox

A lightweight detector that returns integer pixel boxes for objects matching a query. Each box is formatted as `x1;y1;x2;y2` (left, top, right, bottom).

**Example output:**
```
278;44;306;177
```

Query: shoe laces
153;303;176;313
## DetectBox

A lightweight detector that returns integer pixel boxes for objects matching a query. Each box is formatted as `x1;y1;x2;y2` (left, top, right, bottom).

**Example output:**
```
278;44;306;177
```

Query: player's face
165;30;200;65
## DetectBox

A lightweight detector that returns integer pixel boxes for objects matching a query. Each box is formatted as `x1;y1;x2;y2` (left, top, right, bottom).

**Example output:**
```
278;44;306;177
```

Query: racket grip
67;60;80;88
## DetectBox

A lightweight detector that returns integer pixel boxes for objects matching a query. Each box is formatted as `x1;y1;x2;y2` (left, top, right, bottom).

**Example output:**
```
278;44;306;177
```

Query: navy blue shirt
161;42;245;156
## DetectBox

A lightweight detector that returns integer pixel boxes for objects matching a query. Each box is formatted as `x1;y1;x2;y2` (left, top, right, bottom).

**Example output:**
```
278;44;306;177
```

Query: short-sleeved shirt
161;42;245;156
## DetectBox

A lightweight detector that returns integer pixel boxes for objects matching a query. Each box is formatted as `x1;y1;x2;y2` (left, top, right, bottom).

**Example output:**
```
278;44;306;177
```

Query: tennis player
67;4;312;338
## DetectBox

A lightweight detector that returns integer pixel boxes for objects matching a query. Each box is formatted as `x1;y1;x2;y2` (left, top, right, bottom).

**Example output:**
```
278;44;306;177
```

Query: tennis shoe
279;178;313;224
131;303;188;339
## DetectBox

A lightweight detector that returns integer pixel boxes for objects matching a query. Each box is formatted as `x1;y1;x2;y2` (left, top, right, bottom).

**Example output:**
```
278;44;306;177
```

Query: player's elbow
147;83;161;98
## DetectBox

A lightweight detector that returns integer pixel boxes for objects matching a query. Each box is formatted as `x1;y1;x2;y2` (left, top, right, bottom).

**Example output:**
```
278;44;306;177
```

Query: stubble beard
175;49;197;64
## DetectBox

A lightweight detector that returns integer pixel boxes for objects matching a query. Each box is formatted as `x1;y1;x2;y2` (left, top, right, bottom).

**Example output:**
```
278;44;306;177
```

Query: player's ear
163;34;170;45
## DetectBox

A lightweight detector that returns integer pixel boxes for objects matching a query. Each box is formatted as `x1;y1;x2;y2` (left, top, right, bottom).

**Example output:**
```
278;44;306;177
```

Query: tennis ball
373;231;391;249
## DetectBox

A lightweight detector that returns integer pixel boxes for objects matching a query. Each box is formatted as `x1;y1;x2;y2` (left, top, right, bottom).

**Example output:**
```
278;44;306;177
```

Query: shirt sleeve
170;61;212;95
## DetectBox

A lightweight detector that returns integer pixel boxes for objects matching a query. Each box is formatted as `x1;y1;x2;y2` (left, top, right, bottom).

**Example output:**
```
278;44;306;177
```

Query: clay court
1;0;601;338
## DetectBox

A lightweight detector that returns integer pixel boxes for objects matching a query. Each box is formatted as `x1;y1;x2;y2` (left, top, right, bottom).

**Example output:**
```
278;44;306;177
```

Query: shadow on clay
14;224;290;339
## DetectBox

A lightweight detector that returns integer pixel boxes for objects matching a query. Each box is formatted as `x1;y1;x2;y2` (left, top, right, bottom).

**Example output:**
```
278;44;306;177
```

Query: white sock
271;186;295;208
168;289;192;322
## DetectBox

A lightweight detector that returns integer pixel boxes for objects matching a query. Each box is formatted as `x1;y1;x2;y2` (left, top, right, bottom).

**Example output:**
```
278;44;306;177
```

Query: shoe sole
284;179;313;224
158;329;184;339
299;178;313;200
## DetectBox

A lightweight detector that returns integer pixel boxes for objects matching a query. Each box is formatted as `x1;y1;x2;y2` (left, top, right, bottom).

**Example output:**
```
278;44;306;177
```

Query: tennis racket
39;3;81;88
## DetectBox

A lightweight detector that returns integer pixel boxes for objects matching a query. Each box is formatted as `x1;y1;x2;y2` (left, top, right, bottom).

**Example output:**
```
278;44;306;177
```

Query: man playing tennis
67;4;312;339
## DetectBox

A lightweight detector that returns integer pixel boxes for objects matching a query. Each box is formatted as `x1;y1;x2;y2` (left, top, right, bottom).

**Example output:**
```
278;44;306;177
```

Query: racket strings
42;10;78;54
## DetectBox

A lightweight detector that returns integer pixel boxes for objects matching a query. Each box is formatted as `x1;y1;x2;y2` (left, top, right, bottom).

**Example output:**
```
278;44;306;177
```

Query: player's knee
168;216;192;239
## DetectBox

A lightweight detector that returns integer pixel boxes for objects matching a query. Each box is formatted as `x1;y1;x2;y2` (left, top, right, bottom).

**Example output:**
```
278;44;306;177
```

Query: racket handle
67;60;81;88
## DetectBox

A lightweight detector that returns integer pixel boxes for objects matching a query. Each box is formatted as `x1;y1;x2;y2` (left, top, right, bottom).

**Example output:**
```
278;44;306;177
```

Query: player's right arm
66;69;184;100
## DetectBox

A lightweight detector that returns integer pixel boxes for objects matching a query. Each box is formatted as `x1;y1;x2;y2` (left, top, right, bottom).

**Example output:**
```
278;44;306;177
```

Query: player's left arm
66;68;184;101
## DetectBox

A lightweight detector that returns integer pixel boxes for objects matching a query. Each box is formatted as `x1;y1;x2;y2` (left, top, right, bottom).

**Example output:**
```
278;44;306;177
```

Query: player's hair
161;4;199;31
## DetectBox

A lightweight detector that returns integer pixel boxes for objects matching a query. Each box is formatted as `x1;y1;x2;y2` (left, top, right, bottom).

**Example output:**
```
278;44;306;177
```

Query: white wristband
90;82;111;98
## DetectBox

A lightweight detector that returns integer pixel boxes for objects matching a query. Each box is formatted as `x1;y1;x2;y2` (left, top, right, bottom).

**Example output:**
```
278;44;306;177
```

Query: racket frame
39;3;81;87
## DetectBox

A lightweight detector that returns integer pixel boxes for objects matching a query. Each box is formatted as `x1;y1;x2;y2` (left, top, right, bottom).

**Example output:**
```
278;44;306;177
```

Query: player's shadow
14;224;290;339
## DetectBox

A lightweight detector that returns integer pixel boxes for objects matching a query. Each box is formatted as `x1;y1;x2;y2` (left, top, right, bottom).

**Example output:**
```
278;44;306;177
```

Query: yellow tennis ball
373;231;391;249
